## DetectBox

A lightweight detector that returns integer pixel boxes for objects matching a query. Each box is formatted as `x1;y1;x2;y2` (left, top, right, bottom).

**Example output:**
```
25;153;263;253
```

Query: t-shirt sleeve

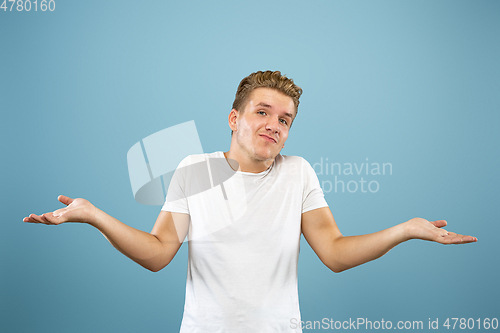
161;157;190;214
301;157;329;214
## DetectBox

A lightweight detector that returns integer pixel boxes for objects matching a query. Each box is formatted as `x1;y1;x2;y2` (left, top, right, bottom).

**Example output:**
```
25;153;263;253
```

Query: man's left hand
404;218;477;244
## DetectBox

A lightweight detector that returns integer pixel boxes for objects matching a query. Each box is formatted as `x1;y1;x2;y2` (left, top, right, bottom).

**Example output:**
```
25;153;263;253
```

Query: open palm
406;218;477;244
23;195;96;225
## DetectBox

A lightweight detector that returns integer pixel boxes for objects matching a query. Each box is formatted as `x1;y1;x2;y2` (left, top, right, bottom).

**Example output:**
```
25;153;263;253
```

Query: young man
24;71;477;333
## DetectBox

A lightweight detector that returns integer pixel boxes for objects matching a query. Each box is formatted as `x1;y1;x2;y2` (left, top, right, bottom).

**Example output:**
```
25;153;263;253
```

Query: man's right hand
23;195;97;226
23;195;187;272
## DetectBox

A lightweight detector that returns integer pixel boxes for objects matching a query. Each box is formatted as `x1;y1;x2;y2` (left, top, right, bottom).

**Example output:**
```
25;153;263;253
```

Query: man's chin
253;150;279;162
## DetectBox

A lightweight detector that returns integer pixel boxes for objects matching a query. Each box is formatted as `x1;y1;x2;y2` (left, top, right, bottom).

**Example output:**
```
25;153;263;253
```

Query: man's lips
259;134;277;143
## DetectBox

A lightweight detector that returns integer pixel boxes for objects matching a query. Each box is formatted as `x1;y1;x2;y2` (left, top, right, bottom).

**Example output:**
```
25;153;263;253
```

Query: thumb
58;195;74;206
431;220;447;228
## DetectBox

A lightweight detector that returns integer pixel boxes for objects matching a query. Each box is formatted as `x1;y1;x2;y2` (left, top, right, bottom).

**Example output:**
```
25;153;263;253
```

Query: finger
26;213;51;225
462;235;478;242
40;214;53;224
42;212;60;225
58;195;74;206
450;234;477;243
29;214;46;223
23;215;38;223
435;228;449;237
431;220;447;228
440;233;478;244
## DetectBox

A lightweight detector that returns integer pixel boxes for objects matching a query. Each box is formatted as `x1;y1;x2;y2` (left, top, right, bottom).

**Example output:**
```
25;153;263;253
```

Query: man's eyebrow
256;103;293;118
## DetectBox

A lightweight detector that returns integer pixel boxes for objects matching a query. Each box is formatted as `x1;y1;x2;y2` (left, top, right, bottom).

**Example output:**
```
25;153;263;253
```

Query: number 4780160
1;0;55;11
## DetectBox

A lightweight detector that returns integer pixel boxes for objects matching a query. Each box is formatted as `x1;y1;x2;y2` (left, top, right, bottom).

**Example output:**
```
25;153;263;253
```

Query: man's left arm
301;207;477;273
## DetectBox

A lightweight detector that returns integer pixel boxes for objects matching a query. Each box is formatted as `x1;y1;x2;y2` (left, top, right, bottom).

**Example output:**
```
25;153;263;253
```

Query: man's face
231;87;296;163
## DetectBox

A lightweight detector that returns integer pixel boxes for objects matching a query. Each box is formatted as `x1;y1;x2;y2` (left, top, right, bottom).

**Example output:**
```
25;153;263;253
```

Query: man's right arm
92;209;188;272
23;195;189;272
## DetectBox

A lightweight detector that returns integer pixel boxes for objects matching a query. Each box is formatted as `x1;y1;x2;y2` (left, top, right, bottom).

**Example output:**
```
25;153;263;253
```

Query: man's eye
258;111;266;115
279;119;288;125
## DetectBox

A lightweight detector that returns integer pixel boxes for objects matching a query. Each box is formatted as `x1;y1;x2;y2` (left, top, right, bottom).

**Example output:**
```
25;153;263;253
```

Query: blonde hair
232;71;302;113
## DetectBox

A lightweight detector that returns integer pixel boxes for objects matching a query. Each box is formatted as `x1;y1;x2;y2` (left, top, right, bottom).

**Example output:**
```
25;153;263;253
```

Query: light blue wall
2;1;499;332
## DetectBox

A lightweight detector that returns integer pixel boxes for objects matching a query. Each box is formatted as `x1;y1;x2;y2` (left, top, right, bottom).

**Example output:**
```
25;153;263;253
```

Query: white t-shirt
162;151;328;333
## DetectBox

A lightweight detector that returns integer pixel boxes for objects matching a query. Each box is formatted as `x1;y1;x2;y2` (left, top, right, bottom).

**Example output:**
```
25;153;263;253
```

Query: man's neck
223;150;274;173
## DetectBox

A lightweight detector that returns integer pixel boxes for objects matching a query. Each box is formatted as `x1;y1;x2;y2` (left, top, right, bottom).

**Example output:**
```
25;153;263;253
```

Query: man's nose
266;116;280;133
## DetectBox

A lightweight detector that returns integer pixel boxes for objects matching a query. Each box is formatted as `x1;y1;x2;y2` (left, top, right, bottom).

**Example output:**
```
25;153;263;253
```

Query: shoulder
278;154;310;167
178;151;222;167
274;154;316;178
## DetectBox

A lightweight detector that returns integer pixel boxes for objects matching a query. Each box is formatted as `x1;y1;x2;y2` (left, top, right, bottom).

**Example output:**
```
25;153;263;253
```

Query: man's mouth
259;134;277;143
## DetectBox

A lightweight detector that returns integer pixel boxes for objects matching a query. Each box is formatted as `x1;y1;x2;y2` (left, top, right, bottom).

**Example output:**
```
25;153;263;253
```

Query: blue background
1;0;499;332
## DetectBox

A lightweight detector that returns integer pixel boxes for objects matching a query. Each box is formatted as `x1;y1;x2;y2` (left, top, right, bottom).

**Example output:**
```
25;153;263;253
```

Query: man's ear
228;109;239;132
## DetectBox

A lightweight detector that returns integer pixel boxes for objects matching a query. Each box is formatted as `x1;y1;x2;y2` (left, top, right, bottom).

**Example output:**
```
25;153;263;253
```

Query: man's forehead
255;102;294;119
247;88;296;117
